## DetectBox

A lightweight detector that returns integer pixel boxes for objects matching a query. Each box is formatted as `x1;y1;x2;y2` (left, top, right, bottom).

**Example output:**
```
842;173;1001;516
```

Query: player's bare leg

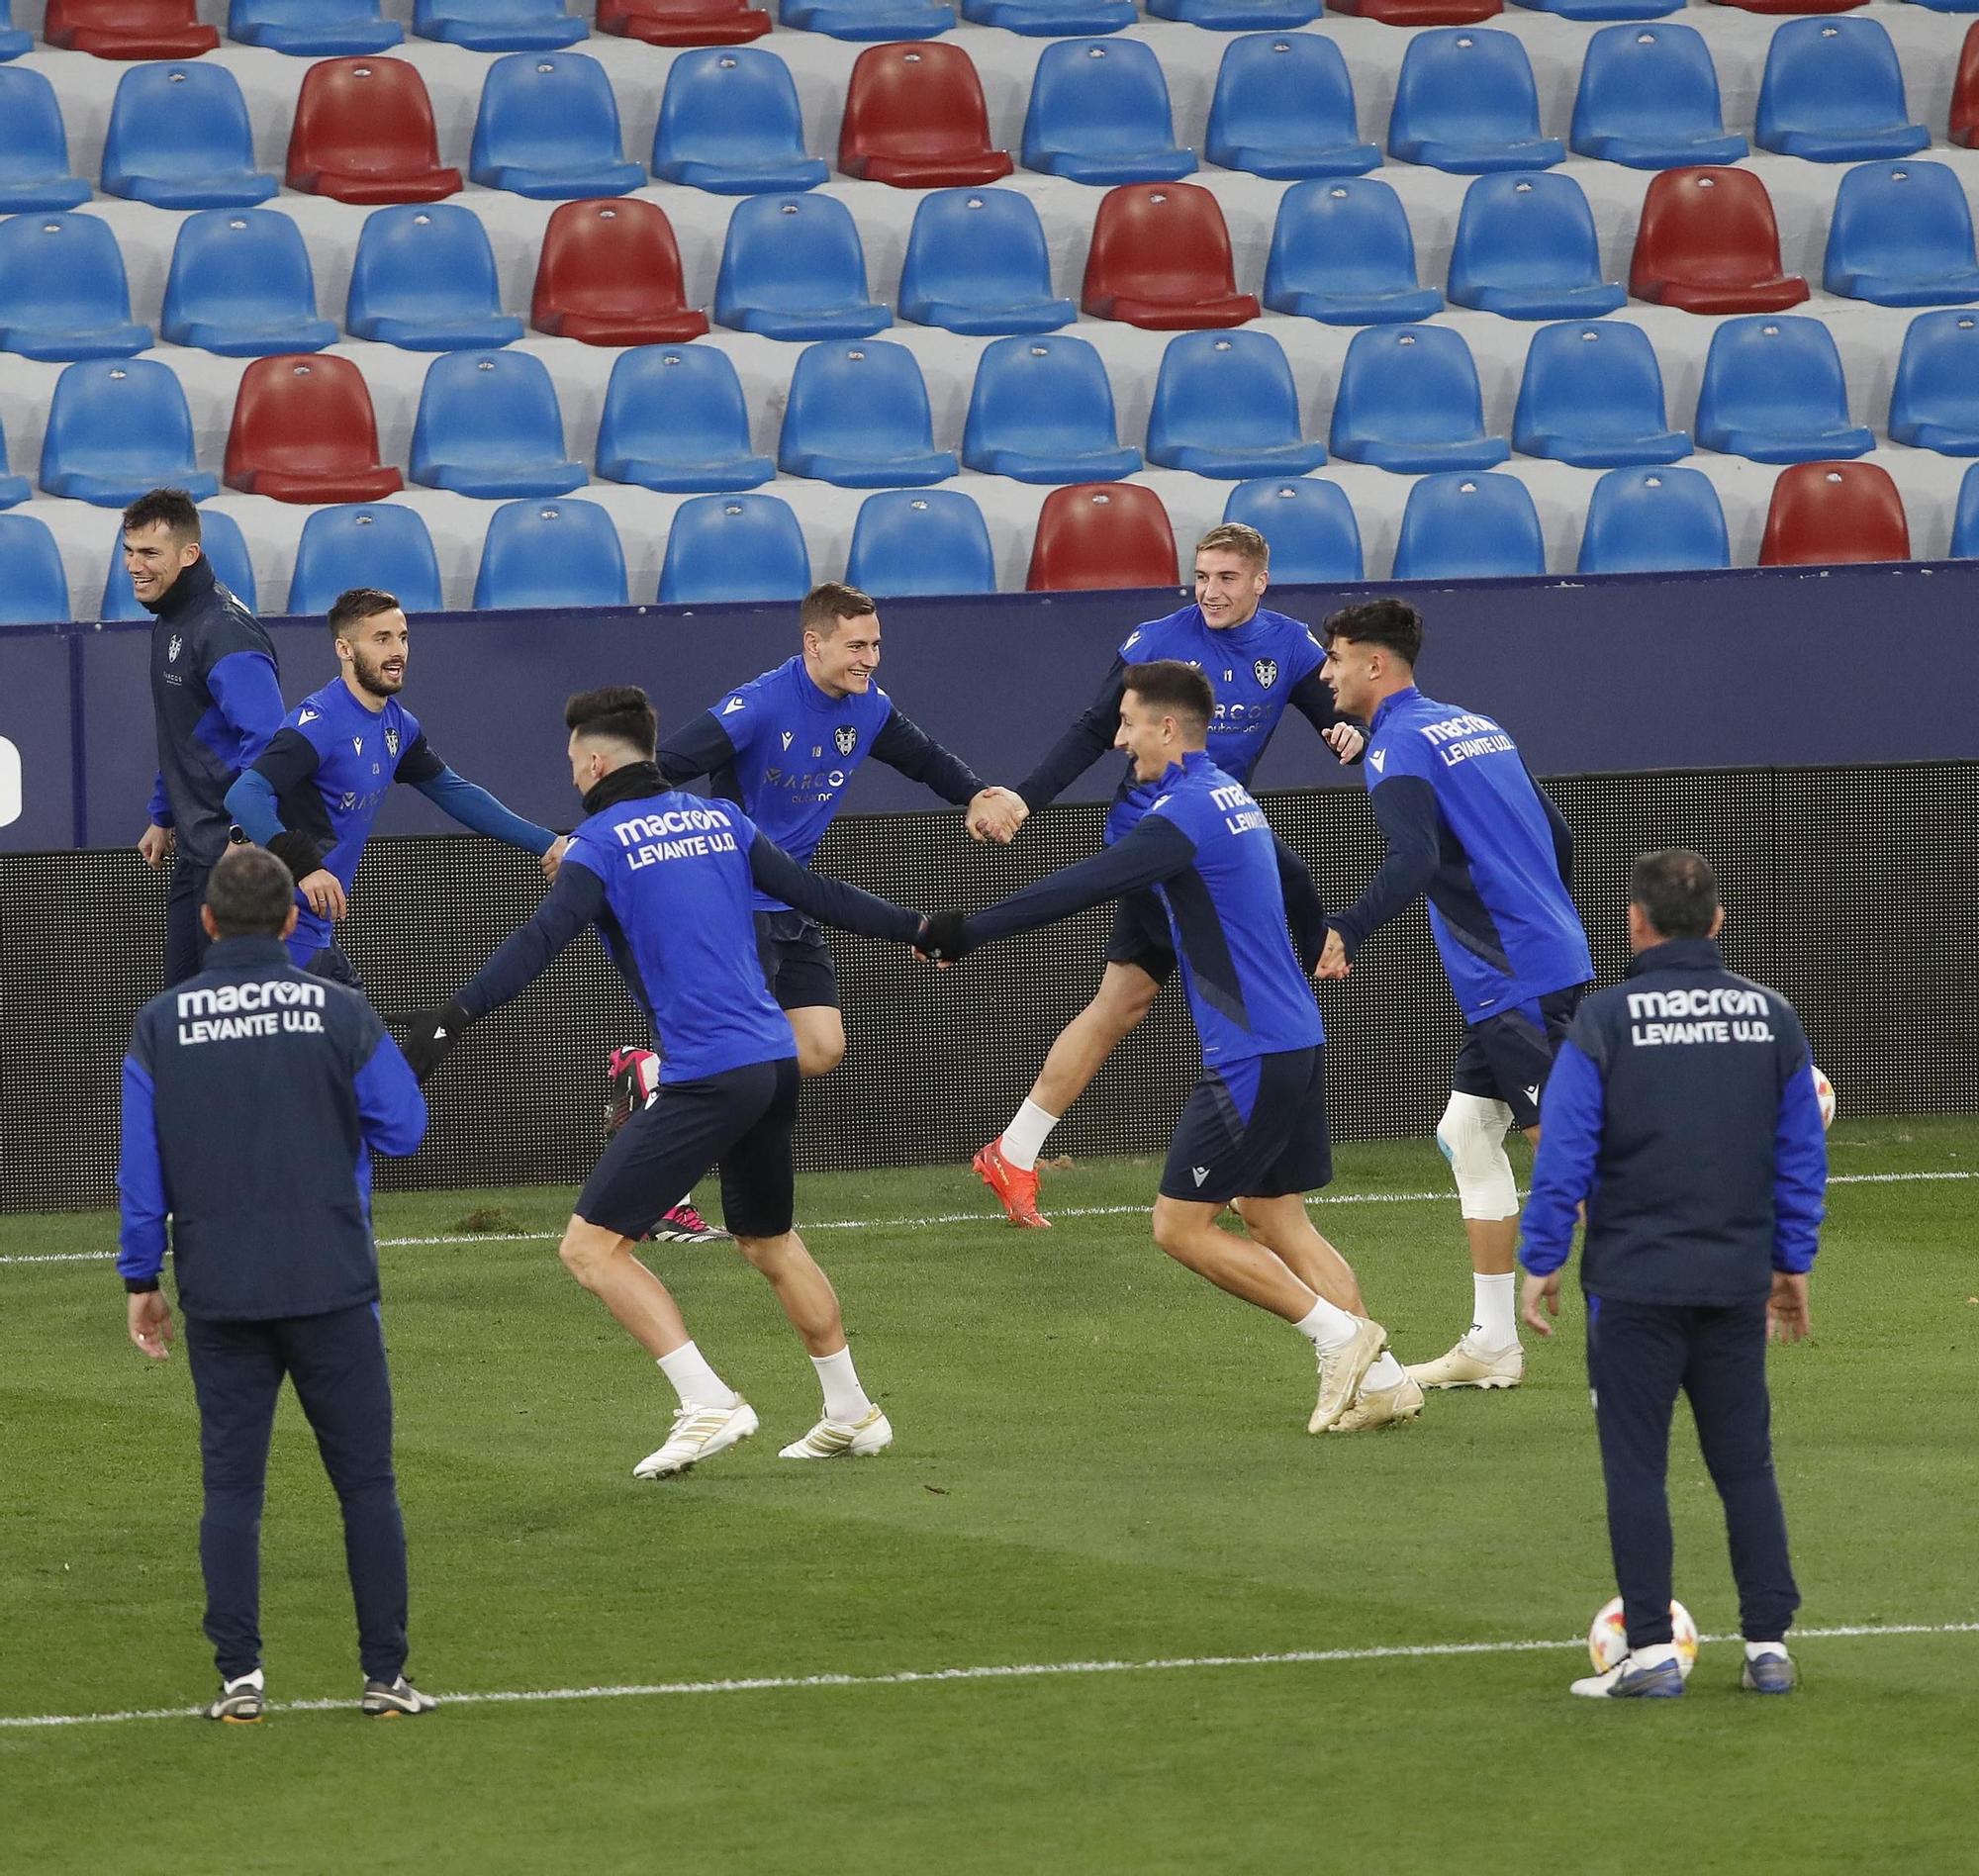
786;1004;846;1079
1231;1194;1366;1315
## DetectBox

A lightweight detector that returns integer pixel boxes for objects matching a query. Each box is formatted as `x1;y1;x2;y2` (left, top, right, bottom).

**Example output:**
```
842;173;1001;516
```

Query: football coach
1517;850;1826;1701
119;844;435;1723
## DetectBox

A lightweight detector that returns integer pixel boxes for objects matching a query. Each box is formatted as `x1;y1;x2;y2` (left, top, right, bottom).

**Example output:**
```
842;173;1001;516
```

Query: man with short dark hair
1519;851;1825;1699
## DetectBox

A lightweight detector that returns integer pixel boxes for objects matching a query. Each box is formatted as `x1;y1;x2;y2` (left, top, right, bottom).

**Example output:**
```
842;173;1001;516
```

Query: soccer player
1314;600;1593;1394
404;686;930;1477
972;523;1363;1230
922;661;1420;1436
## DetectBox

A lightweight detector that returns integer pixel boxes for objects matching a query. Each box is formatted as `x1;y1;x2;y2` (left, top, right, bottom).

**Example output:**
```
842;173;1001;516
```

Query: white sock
999;1099;1058;1172
225;1668;264;1692
657;1341;738;1410
811;1346;875;1424
1745;1641;1789;1661
1469;1272;1518;1351
1292;1296;1362;1354
1365;1352;1406;1390
1631;1642;1679;1670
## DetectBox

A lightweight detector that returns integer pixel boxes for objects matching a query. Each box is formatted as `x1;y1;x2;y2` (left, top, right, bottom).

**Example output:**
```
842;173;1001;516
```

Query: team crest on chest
1254;658;1278;689
385;726;400;759
834;725;858;756
167;635;182;663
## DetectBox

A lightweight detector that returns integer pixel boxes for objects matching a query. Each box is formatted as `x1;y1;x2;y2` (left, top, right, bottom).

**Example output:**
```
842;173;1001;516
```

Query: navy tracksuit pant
183;1302;410;1684
1586;1297;1801;1652
163;857;216;989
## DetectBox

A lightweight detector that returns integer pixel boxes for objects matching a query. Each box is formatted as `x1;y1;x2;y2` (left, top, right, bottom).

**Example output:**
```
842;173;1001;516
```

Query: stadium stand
473;497;629;607
531;199;710;344
596;342;777;492
1081;183;1260;328
1758;462;1911;566
1020;39;1195;183
0;515;72;623
1386;28;1565;171
962;334;1142;484
226;0;404;54
1391;469;1547;578
1222;476;1364;581
413;0;588;51
1513;320;1689;466
44;0;219;57
1026;482;1178;591
1150;0;1320;27
1569;24;1748;168
1822;161;1979;305
1330;0;1502;23
99;61;276;208
223;354;404;503
778;339;959;486
0;213;150;361
779;0;958;40
1264;177;1444;323
469;51;645;198
1329;324;1510;472
597;0;772;44
0;68;92;211
897;188;1076;333
658;492;812;601
1954;463;1979;557
962;0;1134;30
41;359;218;506
1693;314;1876;462
1145;330;1327;478
1575;465;1732;572
346;204;526;350
1628;165;1811;311
1445;173;1626;318
1753;17;1929;160
1888;311;1979;452
409;349;588;499
839;43;1013;186
0;0;28;57
715;193;891;338
650;47;828;194
1203;33;1379;179
845;488;998;595
1955;25;1979;148
160;210;338;356
285;57;462;202
0;415;29;507
287;504;445;614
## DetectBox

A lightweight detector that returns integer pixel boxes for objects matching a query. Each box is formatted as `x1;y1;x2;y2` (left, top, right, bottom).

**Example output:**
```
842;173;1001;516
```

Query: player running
1314;600;1593;1395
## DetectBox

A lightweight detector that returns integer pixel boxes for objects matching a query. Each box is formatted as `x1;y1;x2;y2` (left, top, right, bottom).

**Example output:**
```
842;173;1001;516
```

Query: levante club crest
834;725;858;756
1254;658;1278;689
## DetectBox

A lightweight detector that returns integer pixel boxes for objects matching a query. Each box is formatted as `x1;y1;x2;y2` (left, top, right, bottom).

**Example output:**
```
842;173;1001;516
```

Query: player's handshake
967;788;1028;846
913;911;970;967
403;999;473;1082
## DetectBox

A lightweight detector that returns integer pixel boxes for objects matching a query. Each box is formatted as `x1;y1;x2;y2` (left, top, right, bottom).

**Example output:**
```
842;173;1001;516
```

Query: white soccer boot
1405;1337;1525;1390
779;1404;894;1459
633;1399;759;1479
1308;1318;1388;1434
1328;1371;1426;1434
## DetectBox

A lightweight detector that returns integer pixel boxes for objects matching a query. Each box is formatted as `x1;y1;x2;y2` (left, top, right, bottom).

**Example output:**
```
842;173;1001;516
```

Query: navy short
1452;984;1589;1131
754;910;839;1011
1104;888;1178;985
1160;1045;1332;1205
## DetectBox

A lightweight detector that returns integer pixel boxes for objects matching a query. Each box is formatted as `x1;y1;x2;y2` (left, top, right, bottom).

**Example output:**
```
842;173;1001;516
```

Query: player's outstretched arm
1009;659;1131;817
866;707;1026;846
655;708;740;787
397;736;557;857
1272;836;1331;975
953;817;1196;957
746;834;923;945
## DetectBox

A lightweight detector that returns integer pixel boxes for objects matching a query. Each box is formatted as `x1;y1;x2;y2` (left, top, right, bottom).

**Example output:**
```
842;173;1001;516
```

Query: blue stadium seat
780;0;955;37
1447;173;1625;319
1888;312;1979;454
1512;0;1678;21
474;499;628;609
101;63;277;209
1387;30;1564;174
1021;40;1196;184
0;214;150;362
288;504;444;614
161;210;338;357
898;188;1074;335
470;52;645;199
1513;320;1688;467
597;344;775;493
41;360;219;507
1953;463;1979;559
0;69;93;212
1694;315;1875;465
714;194;889;340
411;350;587;499
102;510;258;619
1205;34;1379;180
1755;19;1928;163
1576;466;1729;573
962;334;1141;483
962;0;1132;30
1329;324;1509;474
0;516;70;624
416;0;585;48
659;494;812;603
1391;471;1545;580
1146;330;1325;478
1264;178;1442;324
1570;25;1746;169
0;413;29;507
1823;162;1979;308
1148;0;1318;26
0;0;29;56
346;205;526;351
1221;477;1363;582
779;340;958;487
228;0;403;51
651;48;827;195
846;489;996;596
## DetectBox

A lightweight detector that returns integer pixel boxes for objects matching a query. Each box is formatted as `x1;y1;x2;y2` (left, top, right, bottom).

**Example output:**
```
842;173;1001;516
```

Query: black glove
914;911;970;964
403;999;472;1084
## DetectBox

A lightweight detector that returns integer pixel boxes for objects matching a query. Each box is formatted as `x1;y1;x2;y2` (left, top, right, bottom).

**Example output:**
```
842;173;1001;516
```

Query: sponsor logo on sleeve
722;697;747;715
1367;749;1386;774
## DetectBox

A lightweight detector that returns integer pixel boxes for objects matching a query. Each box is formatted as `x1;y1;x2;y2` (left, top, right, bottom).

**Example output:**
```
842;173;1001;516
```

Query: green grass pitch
3;1118;1975;1874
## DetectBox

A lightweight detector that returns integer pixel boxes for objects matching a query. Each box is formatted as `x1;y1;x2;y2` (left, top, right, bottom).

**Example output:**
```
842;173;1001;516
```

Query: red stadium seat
1953;23;1979;150
532;199;709;344
1709;0;1861;14
1758;462;1911;566
225;354;404;505
1327;0;1499;22
1082;185;1261;330
1629;167;1810;315
1026;482;1179;592
43;0;218;55
597;0;771;43
286;57;462;204
838;44;1013;188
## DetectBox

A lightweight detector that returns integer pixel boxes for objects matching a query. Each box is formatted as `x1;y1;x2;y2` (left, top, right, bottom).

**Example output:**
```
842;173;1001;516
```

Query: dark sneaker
361;1676;437;1719
206;1674;264;1724
649;1201;729;1245
1741;1650;1796;1694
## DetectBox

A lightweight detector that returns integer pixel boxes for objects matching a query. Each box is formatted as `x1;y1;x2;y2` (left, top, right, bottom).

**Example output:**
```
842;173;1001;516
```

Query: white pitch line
3;1620;1975;1732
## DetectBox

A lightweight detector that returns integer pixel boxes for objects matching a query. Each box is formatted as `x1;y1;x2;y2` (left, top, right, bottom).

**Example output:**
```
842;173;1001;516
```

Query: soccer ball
1811;1065;1836;1131
1589;1596;1699;1679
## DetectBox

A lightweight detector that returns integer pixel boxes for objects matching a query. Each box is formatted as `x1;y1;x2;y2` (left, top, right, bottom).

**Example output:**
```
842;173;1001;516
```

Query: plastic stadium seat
103;509;257;619
1576;466;1730;572
1513;0;1678;20
1264;178;1442;324
714;194;890;339
346;205;525;351
1205;35;1379;180
0;214;150;361
1330;0;1501;21
410;350;587;499
1629;168;1809;314
846;489;996;596
1150;0;1317;24
659;494;812;602
1146;331;1325;479
1953;463;1979;557
962;334;1142;483
600;0;770;43
778;339;959;487
288;504;444;614
1513;320;1688;467
470;52;644;199
101;63;276;208
286;58;462;203
1447;173;1625;319
840;44;1013;187
42;360;219;506
1022;40;1196;185
416;0;585;48
0;414;29;507
1569;26;1748;169
1956;26;1979;149
597;344;774;491
474;499;629;609
45;0;219;56
0;68;93;211
161;210;337;357
533;200;709;344
1082;184;1260;328
1759;463;1909;566
1823;163;1979;307
1026;483;1178;592
0;0;28;55
1709;0;1863;16
1329;325;1510;473
1888;312;1979;453
1694;316;1873;464
1755;19;1928;160
229;0;403;53
1387;30;1564;173
962;0;1133;29
780;0;956;38
224;354;403;504
652;47;828;194
898;189;1074;335
1222;477;1363;582
1392;471;1545;579
0;516;70;623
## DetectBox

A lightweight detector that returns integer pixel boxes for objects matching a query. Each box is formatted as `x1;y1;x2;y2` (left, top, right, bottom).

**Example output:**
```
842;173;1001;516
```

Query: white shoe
1327;1372;1426;1434
1405;1337;1525;1391
633;1399;758;1478
1308;1318;1388;1434
779;1404;894;1459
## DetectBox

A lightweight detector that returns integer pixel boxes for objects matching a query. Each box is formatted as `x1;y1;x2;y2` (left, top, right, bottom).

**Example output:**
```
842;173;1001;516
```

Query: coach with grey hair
118;844;433;1723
